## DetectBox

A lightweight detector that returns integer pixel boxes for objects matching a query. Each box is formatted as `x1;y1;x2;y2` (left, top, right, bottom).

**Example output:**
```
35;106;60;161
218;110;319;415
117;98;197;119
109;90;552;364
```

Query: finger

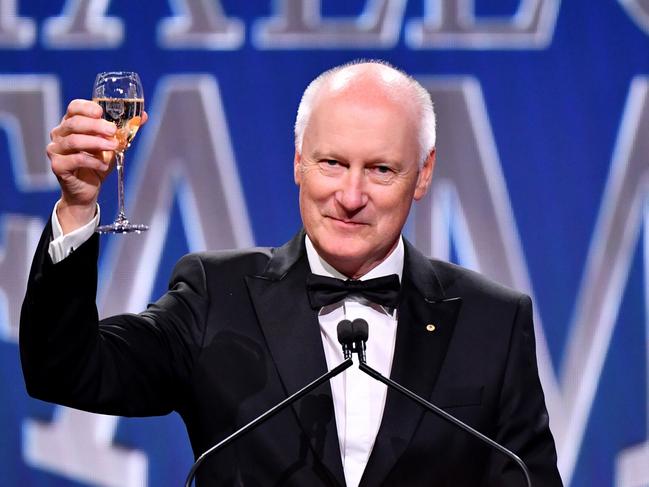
85;148;117;167
51;151;111;176
64;99;103;120
141;111;148;125
49;133;118;156
54;114;116;138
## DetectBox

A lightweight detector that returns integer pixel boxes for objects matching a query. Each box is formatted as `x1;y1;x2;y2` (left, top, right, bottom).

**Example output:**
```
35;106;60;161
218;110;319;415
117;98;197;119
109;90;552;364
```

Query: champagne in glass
93;72;148;234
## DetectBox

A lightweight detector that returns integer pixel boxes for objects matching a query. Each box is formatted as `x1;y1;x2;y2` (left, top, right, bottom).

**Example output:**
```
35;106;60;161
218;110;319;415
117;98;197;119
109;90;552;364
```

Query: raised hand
48;99;146;234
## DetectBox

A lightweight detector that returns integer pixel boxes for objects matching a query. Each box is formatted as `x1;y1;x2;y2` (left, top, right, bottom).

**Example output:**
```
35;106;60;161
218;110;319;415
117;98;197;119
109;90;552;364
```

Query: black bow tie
306;273;401;309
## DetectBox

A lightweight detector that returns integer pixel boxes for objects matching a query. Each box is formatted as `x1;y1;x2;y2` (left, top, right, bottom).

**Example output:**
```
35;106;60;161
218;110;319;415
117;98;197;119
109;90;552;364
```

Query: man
21;60;562;486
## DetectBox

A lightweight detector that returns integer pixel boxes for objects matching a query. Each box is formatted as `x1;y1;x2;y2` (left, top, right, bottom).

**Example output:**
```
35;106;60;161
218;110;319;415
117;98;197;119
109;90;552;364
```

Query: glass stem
115;151;127;223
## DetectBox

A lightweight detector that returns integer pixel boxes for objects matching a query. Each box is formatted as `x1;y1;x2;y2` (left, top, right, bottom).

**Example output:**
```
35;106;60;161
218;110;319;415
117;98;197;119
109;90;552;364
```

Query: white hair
294;59;436;165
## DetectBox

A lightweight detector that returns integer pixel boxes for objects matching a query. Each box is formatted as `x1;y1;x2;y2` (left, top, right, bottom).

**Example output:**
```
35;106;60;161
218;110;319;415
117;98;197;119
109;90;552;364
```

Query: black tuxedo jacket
21;225;562;486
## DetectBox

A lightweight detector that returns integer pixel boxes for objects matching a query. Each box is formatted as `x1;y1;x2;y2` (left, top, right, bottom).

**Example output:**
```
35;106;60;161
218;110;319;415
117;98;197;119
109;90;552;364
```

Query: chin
322;242;366;261
321;241;372;270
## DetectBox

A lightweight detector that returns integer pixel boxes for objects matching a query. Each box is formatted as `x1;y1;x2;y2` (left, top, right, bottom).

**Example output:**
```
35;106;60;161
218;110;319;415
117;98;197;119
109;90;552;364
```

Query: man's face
294;86;434;278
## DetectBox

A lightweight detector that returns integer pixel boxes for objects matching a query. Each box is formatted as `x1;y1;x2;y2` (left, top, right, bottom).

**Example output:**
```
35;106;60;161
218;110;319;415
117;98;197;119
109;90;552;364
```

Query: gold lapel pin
425;323;436;332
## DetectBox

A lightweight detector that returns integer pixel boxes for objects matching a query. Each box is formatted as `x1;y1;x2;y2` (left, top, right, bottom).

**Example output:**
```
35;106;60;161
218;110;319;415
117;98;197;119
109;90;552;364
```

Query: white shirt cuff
48;201;100;263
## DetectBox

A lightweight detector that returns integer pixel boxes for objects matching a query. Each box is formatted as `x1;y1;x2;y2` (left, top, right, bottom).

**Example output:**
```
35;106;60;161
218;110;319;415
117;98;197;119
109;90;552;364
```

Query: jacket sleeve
20;221;209;417
484;294;564;487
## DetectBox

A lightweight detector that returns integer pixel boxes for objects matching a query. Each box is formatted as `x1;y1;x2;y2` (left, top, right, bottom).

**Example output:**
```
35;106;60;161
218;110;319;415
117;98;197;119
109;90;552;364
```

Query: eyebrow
310;150;345;161
310;149;404;168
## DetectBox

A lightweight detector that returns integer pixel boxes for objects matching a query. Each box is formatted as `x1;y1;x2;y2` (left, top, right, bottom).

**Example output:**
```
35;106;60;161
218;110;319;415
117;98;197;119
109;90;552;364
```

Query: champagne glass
93;71;148;234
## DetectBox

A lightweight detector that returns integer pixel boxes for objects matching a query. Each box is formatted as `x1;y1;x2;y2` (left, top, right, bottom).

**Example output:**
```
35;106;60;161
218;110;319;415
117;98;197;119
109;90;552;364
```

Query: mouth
326;216;368;228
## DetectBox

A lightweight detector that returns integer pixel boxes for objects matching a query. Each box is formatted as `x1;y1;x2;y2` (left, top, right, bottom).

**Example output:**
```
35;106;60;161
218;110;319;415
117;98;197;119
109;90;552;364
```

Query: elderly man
21;61;562;486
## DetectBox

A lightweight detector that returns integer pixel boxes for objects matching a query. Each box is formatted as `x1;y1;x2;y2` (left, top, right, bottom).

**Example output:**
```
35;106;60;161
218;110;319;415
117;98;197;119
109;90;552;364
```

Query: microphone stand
184;358;354;487
337;317;531;486
358;362;532;487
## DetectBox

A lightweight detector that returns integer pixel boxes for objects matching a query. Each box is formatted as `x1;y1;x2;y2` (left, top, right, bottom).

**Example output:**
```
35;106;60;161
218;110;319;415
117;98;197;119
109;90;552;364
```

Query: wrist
56;198;97;235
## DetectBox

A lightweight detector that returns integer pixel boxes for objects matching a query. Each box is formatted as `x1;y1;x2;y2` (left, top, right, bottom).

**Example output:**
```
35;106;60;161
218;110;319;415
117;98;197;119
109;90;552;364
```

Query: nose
335;169;368;212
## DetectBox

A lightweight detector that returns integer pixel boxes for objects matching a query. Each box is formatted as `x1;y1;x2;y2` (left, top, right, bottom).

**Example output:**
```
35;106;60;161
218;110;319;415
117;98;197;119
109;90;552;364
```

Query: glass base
96;220;149;234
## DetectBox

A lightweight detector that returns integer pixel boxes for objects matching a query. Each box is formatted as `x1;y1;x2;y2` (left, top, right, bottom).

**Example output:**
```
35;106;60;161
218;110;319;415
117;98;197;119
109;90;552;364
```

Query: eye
316;158;341;167
317;158;345;175
369;164;394;176
368;164;397;183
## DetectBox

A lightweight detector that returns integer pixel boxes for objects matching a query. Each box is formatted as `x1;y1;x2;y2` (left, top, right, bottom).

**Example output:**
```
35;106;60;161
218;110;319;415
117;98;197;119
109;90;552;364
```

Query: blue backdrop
1;1;648;486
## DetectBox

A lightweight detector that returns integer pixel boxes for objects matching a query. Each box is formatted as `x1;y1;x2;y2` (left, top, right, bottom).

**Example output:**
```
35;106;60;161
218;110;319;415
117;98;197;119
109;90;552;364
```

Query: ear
414;149;435;201
294;150;302;186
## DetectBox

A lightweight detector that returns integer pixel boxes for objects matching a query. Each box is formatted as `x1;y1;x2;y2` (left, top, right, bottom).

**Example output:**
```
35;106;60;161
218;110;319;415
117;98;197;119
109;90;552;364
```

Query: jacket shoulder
173;247;275;278
429;259;528;305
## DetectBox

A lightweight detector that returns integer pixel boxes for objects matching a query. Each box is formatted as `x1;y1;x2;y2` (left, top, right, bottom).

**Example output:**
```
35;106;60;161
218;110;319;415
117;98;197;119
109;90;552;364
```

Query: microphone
336;319;533;487
336;318;368;362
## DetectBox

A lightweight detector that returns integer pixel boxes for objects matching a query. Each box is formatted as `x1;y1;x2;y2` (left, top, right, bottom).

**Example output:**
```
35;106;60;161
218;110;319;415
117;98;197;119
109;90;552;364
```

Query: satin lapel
245;232;345;486
361;242;462;486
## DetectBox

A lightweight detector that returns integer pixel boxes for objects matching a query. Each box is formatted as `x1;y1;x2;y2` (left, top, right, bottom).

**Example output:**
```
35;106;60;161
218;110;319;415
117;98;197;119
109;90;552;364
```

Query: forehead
307;67;421;137
304;89;421;164
321;67;415;111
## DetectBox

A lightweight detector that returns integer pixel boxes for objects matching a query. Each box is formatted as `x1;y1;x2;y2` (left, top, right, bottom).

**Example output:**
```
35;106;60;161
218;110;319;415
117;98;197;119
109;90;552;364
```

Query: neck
305;235;403;281
332;258;387;280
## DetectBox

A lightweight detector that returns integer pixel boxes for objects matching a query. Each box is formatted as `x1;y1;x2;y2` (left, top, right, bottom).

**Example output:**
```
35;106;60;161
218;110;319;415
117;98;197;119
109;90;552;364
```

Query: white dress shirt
48;206;403;487
305;236;403;487
48;201;100;263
